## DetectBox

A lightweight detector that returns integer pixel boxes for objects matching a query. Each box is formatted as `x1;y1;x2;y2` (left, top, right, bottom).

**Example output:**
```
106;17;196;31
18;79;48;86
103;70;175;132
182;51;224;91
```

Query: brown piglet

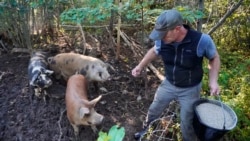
65;74;104;135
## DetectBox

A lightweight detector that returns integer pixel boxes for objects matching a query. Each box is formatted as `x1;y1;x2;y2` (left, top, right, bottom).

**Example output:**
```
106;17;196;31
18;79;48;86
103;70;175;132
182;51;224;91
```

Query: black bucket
193;98;237;141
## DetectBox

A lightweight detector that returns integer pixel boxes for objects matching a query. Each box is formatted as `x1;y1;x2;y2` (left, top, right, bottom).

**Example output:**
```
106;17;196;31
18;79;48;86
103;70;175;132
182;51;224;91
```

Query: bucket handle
217;95;226;130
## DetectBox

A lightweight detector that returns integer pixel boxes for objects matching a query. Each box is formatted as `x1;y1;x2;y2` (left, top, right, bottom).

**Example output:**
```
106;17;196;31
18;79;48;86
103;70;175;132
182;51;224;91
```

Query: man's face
162;26;180;43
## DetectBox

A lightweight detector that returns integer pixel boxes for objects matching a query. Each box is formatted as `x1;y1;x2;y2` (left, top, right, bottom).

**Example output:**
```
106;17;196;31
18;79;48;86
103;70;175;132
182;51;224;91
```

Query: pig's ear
105;63;115;71
45;70;54;75
79;107;90;118
47;57;52;63
89;95;102;107
47;57;55;64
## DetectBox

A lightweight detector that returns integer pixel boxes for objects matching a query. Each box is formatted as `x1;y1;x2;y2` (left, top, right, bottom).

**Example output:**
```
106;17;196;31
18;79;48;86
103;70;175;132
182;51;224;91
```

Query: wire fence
140;100;181;141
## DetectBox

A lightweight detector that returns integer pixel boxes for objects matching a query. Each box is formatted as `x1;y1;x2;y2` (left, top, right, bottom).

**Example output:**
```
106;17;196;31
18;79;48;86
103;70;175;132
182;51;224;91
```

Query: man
131;9;220;141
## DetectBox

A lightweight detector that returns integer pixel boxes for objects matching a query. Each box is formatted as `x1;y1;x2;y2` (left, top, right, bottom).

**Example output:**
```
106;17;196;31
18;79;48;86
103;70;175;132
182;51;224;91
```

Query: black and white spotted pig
28;51;54;97
47;52;112;82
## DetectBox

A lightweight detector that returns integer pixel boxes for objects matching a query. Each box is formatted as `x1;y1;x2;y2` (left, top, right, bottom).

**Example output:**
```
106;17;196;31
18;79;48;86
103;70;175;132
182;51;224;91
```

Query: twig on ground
0;40;8;52
101;91;117;96
0;71;7;81
105;27;116;53
11;48;30;54
57;109;66;141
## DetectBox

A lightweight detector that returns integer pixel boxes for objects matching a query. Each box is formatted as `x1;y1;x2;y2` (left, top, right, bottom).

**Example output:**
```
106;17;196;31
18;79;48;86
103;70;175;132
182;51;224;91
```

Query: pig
47;52;112;82
65;74;104;135
28;51;54;98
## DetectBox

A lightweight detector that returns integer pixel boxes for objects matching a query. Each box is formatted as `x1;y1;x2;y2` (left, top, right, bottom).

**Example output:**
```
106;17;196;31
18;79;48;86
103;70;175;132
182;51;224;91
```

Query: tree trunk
197;0;204;32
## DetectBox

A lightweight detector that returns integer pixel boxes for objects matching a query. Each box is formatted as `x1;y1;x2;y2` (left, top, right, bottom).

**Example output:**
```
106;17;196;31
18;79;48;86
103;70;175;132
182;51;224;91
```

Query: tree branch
119;30;165;81
208;0;243;35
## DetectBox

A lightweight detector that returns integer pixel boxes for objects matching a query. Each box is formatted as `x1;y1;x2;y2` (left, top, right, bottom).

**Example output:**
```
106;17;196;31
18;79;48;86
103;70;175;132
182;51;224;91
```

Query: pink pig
65;74;104;135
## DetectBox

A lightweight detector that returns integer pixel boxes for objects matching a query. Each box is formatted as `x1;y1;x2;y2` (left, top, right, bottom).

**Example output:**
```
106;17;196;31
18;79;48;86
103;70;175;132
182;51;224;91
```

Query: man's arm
208;51;220;95
132;47;158;77
138;47;158;68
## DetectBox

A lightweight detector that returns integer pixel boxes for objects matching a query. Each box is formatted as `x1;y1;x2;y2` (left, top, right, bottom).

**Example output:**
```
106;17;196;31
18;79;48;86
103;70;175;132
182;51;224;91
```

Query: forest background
0;0;249;141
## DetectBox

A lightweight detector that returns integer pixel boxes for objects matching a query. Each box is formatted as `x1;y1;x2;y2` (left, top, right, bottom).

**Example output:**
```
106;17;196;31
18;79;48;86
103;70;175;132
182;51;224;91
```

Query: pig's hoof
34;92;42;97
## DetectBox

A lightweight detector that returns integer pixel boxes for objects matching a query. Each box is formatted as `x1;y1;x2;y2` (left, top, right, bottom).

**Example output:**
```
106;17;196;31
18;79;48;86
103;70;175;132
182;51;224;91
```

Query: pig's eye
84;113;90;117
36;75;41;82
98;72;102;77
87;121;92;125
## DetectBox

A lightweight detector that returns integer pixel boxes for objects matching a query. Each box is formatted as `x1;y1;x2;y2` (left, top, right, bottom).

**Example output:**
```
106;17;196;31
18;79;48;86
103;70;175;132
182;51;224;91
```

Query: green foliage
119;0;161;25
97;131;111;141
30;0;45;8
97;125;125;141
201;48;250;140
0;0;31;48
4;0;18;7
59;0;204;32
175;6;205;23
206;0;249;49
60;0;118;25
227;74;250;141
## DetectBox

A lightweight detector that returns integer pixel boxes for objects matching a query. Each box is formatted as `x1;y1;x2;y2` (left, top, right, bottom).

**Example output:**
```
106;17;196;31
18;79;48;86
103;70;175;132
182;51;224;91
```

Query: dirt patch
0;37;162;141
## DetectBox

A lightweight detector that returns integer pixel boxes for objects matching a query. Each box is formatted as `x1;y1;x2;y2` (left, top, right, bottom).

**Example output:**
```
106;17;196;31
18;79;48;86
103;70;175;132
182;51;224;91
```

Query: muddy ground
0;33;165;141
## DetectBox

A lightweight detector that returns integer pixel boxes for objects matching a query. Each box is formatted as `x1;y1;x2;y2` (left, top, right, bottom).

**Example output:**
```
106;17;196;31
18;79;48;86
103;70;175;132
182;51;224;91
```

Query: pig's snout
42;79;53;88
100;115;104;123
86;112;104;126
94;114;104;125
107;76;112;81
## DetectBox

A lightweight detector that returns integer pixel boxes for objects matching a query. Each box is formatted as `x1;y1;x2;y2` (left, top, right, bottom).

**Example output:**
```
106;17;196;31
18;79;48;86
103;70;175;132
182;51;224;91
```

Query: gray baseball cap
149;9;183;41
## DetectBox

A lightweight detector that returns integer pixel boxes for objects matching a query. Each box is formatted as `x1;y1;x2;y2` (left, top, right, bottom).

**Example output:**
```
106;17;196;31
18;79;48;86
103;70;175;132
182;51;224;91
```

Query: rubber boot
134;122;149;140
134;128;148;140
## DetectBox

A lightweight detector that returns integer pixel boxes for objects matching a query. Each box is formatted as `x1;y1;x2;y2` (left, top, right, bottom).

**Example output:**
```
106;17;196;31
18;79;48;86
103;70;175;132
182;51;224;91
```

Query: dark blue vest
159;25;203;87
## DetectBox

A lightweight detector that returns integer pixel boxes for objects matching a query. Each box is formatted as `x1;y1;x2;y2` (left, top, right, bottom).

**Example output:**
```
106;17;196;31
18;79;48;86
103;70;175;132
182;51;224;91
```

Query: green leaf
97;131;110;141
108;125;125;141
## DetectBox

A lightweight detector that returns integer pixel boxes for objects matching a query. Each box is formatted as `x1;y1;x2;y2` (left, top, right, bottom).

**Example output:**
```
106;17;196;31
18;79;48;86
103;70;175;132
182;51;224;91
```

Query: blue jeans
146;79;201;141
